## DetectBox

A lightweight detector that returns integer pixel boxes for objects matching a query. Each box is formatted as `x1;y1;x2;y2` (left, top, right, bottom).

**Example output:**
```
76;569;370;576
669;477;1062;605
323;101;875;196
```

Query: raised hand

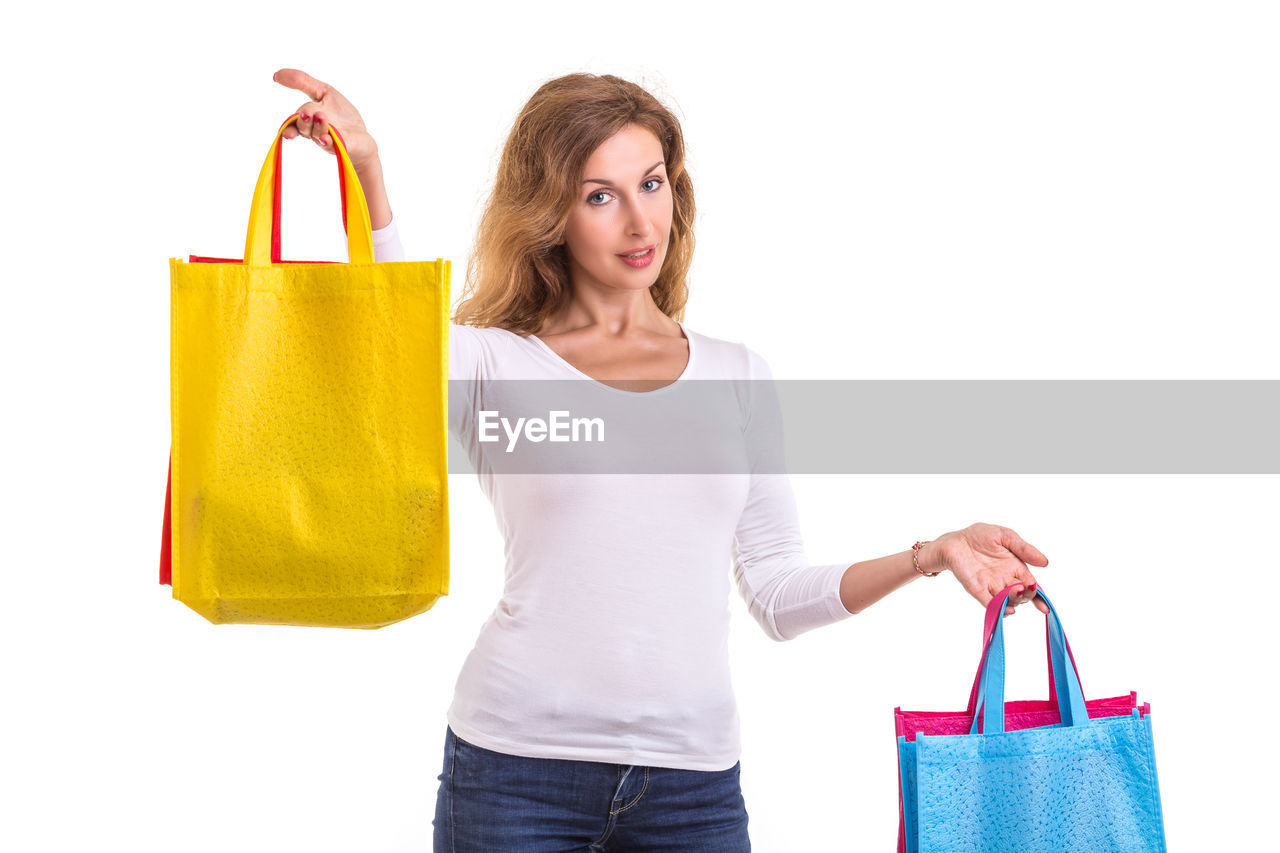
926;523;1051;617
272;68;379;172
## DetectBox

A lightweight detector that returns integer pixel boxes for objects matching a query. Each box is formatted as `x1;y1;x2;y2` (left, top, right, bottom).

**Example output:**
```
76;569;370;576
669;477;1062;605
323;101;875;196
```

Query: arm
839;527;1051;617
356;155;393;232
734;348;1050;636
731;349;855;641
837;548;931;616
368;180;405;263
273;68;392;229
361;189;480;442
370;209;405;262
270;70;483;441
731;473;856;642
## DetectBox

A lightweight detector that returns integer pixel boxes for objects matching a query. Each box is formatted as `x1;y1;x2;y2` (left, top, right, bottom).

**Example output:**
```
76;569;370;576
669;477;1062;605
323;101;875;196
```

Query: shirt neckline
524;320;695;396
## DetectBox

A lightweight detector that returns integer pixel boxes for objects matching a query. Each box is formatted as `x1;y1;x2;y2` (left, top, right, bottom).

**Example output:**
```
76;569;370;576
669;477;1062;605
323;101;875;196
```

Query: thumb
273;68;329;102
1000;526;1048;567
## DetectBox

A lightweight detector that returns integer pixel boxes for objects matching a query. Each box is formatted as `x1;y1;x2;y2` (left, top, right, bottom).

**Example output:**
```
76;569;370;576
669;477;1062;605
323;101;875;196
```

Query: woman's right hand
272;68;379;173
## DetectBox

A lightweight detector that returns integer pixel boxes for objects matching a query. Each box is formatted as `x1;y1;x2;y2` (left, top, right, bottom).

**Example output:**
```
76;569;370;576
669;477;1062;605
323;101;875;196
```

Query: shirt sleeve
371;216;405;262
731;348;856;641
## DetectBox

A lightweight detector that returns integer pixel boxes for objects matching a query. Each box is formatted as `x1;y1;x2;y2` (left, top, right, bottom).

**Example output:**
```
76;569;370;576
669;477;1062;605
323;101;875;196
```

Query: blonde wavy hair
452;73;696;335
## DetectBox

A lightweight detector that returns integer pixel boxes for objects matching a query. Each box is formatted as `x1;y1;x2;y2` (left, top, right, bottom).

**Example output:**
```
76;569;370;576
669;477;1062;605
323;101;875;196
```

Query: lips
618;245;655;258
617;245;656;269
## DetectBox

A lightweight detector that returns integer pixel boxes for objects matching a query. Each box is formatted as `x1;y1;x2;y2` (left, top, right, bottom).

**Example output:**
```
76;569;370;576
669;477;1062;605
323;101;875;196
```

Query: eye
587;190;612;206
642;177;665;192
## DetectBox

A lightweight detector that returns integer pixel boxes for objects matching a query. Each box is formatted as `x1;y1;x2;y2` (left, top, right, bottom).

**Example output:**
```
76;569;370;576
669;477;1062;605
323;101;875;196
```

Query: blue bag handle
969;586;1090;734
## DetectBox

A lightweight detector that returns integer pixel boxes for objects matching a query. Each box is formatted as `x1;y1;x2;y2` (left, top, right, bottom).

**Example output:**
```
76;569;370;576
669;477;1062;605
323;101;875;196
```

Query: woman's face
562;123;673;296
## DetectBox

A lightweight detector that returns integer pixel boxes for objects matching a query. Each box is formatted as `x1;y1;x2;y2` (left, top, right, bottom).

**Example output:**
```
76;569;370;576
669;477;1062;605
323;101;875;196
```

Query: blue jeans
433;726;752;852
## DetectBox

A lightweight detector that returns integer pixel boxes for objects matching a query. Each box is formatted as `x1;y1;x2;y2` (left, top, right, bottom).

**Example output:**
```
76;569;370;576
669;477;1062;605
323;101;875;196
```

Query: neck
539;288;675;338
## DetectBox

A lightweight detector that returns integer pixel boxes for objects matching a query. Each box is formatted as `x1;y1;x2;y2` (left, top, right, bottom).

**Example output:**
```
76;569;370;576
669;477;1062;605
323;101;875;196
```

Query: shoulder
450;323;533;353
449;323;534;380
682;324;774;380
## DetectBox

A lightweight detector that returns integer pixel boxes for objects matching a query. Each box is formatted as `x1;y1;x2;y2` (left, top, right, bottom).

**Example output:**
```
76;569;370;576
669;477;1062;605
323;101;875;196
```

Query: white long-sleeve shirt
374;218;854;770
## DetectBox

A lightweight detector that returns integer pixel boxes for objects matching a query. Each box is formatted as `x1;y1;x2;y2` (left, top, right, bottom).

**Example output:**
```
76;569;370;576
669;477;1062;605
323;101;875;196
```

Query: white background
2;1;1277;850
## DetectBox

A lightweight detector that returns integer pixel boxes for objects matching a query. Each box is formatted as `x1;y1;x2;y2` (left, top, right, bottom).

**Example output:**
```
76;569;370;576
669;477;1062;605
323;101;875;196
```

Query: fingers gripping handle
243;113;375;266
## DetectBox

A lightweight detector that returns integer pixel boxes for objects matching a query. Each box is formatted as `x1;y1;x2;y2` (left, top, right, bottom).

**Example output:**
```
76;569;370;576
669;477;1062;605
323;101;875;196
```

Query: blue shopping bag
898;585;1167;853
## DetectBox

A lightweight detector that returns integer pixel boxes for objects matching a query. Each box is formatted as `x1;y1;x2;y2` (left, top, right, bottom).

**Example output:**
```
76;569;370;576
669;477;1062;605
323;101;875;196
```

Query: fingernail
300;113;310;121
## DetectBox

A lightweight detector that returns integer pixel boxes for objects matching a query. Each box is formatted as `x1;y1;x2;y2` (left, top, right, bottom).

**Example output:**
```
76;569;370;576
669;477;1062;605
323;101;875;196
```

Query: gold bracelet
913;540;939;577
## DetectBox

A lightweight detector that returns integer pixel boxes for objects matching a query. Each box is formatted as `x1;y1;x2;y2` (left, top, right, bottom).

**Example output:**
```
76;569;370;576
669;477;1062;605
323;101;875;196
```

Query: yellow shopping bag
160;114;450;629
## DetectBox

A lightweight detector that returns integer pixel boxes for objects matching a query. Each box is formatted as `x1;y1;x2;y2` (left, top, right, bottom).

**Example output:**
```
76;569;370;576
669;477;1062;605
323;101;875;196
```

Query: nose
623;196;653;238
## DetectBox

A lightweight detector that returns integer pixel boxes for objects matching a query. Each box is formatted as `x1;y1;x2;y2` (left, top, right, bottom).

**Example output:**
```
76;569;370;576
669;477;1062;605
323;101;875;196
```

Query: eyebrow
582;161;666;186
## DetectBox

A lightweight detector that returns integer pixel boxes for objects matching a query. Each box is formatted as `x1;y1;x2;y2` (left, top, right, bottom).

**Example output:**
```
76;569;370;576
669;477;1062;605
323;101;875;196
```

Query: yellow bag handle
243;113;375;266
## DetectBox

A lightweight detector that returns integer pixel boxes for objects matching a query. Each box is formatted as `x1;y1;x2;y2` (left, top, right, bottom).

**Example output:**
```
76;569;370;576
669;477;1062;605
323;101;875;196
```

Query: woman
273;67;1050;852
